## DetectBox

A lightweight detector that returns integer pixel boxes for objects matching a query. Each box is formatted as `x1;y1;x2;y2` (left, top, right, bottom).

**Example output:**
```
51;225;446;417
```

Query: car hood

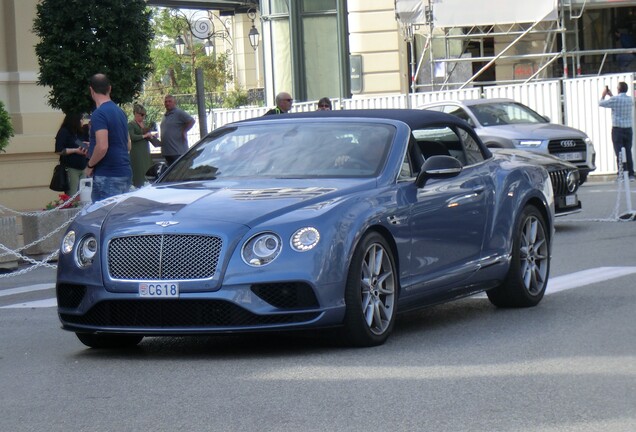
479;123;588;140
91;179;373;233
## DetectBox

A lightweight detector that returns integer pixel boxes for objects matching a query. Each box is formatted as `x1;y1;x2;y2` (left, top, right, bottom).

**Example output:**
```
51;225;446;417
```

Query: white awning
395;0;559;27
432;0;558;27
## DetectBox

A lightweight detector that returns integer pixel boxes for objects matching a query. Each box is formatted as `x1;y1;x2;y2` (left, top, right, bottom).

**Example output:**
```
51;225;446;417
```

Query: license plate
565;194;577;206
557;152;583;161
139;282;179;298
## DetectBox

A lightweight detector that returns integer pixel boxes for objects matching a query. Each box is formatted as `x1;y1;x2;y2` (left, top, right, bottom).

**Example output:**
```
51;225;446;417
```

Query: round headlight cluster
242;233;282;266
291;227;320;251
241;227;321;266
77;235;98;267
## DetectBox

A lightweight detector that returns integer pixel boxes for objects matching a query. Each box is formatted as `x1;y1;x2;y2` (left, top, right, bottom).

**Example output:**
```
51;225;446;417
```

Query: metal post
560;0;568;79
195;67;207;137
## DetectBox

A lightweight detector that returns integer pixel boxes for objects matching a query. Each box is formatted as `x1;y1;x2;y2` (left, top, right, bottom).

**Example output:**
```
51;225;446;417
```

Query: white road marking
2;267;636;309
0;283;55;297
1;298;57;308
546;266;636;294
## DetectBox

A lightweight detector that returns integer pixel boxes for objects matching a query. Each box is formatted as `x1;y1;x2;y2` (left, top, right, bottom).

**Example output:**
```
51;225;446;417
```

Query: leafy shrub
0;100;14;153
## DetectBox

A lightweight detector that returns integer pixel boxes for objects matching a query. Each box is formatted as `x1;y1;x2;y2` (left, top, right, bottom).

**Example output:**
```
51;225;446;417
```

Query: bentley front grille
108;234;222;280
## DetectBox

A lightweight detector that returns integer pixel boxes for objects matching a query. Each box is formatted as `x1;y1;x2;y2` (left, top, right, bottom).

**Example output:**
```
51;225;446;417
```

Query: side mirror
416;155;462;187
145;162;167;183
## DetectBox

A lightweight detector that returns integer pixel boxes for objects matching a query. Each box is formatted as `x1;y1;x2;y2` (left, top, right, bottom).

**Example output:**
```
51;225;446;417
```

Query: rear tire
343;232;398;347
76;333;143;349
487;205;550;308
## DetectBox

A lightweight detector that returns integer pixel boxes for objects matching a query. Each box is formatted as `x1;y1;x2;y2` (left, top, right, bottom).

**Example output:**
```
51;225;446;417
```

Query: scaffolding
395;0;636;92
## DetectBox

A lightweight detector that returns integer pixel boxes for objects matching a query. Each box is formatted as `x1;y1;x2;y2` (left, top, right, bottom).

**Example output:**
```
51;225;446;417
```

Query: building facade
1;0;635;210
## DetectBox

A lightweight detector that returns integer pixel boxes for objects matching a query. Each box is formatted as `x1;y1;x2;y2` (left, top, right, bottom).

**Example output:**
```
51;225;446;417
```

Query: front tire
343;232;398;347
487;205;550;308
76;333;143;349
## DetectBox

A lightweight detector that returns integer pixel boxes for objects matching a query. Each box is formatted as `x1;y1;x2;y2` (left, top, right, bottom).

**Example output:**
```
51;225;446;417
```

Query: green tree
33;0;154;114
0;100;14;153
143;8;233;110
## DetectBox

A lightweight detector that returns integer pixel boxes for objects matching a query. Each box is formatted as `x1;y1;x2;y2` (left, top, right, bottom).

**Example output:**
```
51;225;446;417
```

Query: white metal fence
186;73;636;177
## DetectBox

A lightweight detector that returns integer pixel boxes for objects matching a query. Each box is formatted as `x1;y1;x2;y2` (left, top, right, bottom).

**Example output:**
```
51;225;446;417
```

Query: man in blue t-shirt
85;73;132;202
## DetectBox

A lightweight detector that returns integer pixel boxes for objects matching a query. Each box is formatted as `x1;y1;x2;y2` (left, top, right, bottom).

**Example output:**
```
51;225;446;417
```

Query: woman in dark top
54;113;88;194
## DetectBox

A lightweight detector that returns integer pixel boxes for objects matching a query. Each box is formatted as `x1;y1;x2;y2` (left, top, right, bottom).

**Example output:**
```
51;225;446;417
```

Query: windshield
161;122;395;182
469;102;547;126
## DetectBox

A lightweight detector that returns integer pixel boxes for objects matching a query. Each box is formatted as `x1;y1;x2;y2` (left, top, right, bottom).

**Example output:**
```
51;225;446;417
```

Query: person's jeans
611;127;634;176
91;175;131;202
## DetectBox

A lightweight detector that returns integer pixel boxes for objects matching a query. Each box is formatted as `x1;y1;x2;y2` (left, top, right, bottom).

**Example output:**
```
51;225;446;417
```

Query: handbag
49;164;69;192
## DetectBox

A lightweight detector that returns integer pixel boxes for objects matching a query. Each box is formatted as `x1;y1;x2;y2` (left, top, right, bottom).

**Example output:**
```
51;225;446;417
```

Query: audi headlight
76;235;98;268
517;140;542;147
62;231;76;255
242;232;282;266
291;227;320;252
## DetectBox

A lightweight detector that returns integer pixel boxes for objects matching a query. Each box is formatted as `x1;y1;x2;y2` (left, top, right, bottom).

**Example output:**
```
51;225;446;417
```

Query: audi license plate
565;194;577;206
139;282;179;298
557;152;583;161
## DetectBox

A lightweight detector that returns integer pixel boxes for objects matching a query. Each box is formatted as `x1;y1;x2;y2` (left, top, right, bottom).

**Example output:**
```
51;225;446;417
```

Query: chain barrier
0;190;84;278
0;189;81;217
0;164;633;279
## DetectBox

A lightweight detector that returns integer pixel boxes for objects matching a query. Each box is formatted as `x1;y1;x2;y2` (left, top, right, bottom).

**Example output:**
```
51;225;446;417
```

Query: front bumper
56;281;346;335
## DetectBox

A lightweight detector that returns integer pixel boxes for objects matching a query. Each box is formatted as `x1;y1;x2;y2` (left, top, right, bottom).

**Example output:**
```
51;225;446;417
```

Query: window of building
263;0;347;102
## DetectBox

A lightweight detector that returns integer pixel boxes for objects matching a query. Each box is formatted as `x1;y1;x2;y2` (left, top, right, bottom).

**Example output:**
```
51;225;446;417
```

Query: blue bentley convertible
56;109;554;348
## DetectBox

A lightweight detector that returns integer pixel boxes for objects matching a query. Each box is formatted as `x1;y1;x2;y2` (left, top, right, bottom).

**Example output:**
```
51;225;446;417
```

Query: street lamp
171;9;234;137
174;36;186;56
204;39;215;58
248;26;259;50
247;9;260;87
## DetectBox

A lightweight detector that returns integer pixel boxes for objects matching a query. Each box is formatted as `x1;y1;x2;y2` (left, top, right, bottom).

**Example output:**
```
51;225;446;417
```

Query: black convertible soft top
240;108;473;132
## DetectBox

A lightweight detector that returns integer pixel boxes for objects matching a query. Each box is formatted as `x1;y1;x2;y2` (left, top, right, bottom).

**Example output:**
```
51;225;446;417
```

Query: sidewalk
0;215;57;290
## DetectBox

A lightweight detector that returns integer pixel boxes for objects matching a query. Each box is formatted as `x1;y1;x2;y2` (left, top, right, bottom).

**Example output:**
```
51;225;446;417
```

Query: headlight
62;231;75;255
291;227;320;251
566;170;580;192
242;232;282;266
76;235;98;267
517;140;542;147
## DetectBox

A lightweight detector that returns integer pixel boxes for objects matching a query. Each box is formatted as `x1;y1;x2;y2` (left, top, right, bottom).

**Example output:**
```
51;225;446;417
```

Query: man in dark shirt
159;94;195;165
264;92;293;115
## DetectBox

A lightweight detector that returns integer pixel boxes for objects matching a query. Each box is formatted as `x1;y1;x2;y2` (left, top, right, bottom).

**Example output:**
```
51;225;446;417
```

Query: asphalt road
0;180;635;431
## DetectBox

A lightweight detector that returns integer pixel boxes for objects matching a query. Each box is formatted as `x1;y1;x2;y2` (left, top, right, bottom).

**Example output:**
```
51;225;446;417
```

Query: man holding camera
600;81;635;181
